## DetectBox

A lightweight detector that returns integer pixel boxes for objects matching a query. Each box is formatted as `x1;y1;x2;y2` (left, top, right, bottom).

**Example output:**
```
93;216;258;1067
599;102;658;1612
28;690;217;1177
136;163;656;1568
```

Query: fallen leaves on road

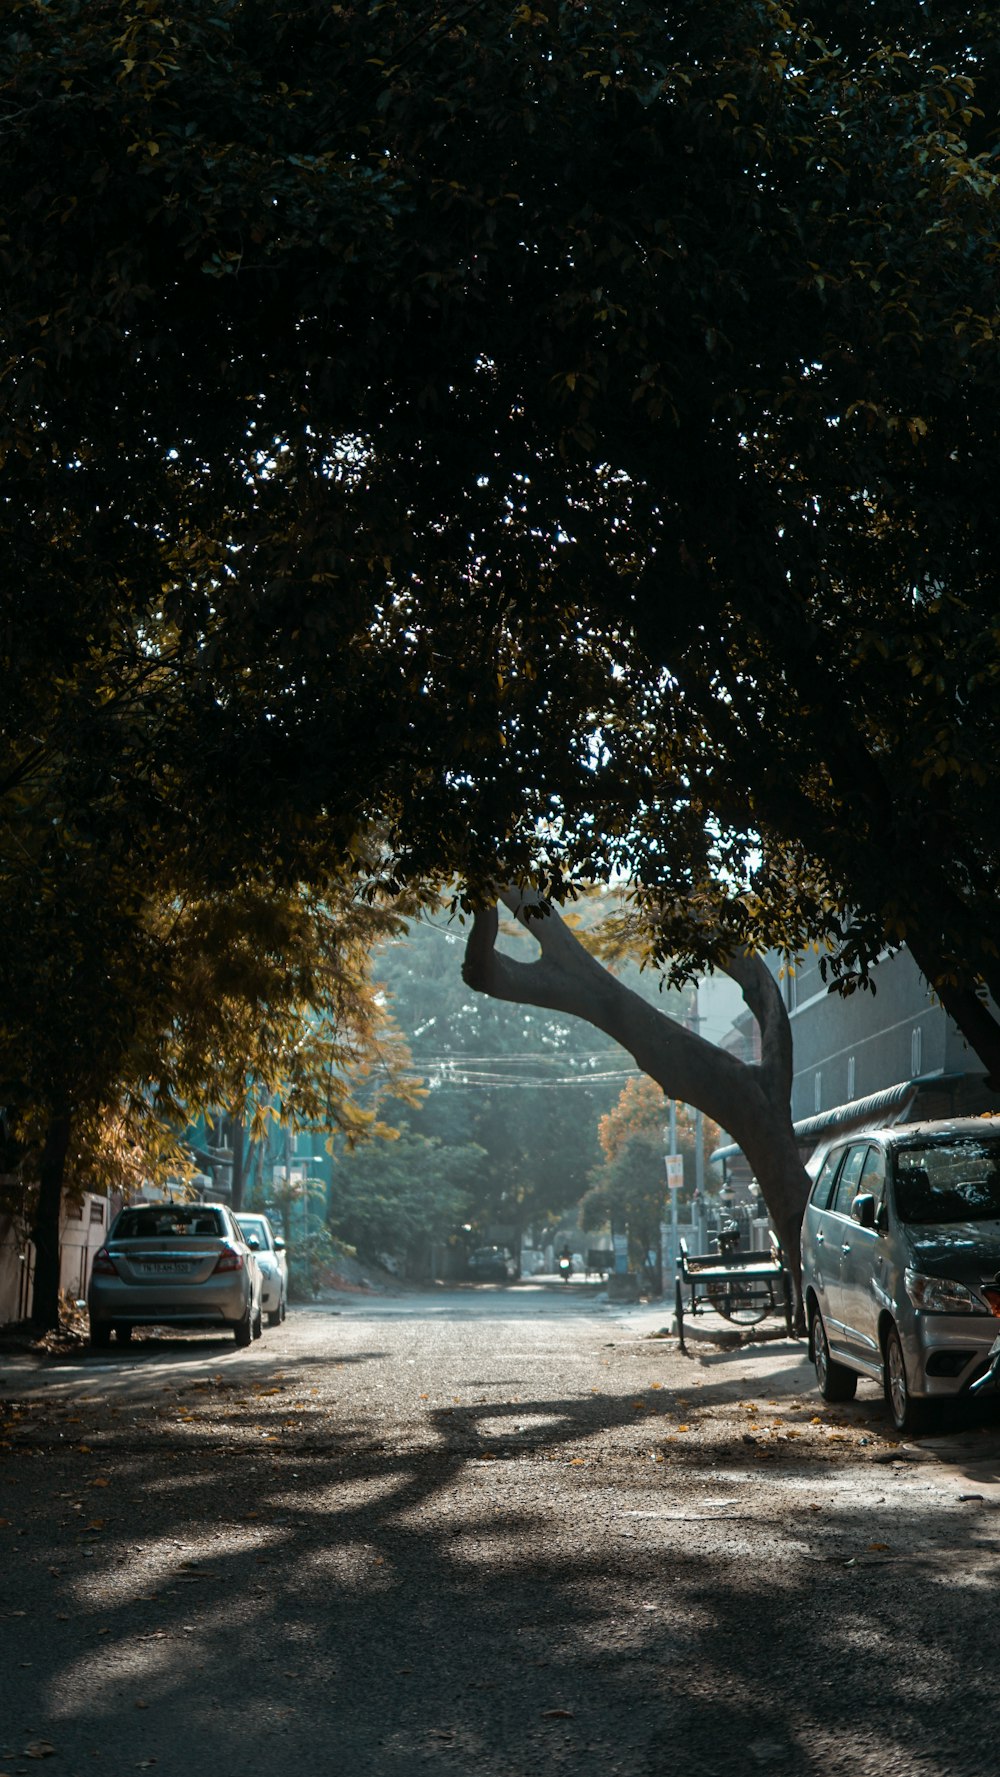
541;1709;574;1720
23;1742;56;1760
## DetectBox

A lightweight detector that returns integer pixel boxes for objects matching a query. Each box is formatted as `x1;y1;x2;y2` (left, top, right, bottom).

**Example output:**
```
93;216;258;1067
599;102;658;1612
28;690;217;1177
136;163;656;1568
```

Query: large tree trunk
462;894;810;1315
31;1112;72;1332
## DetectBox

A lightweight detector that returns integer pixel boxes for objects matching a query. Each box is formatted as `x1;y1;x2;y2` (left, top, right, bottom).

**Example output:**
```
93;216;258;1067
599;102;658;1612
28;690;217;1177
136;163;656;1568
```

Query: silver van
801;1118;1000;1432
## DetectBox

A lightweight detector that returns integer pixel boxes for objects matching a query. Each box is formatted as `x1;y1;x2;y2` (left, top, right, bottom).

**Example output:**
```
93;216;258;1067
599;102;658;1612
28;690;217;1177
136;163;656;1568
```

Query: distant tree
327;1126;485;1272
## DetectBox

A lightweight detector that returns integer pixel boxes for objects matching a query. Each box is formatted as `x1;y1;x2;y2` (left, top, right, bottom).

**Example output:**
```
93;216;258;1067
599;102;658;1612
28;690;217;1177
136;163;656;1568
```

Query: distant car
88;1202;264;1348
802;1118;1000;1432
235;1212;289;1327
467;1246;517;1283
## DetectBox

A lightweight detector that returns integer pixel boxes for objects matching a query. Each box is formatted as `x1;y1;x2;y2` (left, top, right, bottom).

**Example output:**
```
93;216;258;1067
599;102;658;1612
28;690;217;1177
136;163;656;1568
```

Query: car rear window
113;1208;224;1239
236;1217;272;1248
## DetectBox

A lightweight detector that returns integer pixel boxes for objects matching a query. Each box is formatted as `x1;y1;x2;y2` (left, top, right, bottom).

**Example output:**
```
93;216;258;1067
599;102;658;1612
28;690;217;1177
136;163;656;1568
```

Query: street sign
664;1155;684;1191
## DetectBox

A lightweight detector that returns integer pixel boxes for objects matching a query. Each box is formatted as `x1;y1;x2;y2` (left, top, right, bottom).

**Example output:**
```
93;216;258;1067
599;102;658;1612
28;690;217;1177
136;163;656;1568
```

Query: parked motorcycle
557;1252;573;1283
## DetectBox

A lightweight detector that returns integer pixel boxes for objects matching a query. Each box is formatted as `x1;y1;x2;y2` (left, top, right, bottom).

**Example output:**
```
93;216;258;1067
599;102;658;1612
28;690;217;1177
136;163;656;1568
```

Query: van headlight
904;1269;988;1315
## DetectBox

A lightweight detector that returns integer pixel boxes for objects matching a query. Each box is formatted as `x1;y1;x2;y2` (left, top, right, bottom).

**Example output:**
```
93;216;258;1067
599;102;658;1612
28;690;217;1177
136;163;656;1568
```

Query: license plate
140;1262;193;1275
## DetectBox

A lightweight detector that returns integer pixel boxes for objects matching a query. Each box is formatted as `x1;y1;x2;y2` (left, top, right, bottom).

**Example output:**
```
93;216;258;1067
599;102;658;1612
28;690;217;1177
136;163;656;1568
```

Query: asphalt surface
3;1282;1000;1777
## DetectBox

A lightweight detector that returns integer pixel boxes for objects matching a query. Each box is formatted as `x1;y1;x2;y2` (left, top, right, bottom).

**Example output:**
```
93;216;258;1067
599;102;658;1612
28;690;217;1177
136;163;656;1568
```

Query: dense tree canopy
7;0;1000;1230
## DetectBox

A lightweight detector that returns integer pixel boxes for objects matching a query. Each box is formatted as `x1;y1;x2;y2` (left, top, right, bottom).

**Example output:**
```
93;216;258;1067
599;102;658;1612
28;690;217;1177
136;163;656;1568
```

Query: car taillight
91;1248;118;1277
983;1287;1000;1318
212;1246;244;1274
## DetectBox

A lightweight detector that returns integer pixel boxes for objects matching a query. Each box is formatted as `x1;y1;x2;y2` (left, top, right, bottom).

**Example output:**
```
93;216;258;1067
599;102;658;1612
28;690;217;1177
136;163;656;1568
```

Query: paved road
3;1285;1000;1777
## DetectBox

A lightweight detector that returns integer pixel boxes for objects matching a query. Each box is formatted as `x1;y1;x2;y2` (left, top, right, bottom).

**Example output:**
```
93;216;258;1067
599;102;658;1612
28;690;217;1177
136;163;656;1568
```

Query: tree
373;908;688;1244
463;893;810;1298
4;855;419;1328
8;4;1000;1135
327;1126;485;1273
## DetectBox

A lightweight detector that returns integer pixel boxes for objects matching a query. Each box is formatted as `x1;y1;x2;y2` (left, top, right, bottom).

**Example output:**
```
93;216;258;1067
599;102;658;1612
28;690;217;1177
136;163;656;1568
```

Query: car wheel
233;1307;253;1348
884;1321;929;1434
116;1323;133;1345
810;1307;858;1402
90;1320;112;1349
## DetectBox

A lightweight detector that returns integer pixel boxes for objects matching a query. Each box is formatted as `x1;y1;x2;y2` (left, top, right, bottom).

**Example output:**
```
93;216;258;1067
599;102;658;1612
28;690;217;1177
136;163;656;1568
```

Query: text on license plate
140;1262;193;1275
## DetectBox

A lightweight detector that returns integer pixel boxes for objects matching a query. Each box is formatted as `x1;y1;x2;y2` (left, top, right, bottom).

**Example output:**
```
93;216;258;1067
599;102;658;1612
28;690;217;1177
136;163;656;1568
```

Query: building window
89;1201;105;1225
814;1071;823;1114
911;1026;923;1076
847;1055;856;1101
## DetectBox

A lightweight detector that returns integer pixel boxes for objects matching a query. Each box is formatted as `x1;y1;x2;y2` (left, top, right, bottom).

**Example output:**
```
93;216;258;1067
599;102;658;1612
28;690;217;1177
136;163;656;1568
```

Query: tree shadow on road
5;1344;1000;1777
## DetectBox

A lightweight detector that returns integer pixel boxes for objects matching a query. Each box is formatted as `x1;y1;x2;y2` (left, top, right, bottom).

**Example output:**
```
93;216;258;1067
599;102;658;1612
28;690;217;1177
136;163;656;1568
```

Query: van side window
829;1145;869;1216
810;1151;845;1211
859;1145;886;1210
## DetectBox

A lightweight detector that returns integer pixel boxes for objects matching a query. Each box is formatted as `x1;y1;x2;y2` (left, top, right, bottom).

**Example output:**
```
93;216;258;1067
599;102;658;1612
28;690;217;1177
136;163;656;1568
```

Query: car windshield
236;1217;272;1249
893;1139;1000;1224
114;1207;224;1239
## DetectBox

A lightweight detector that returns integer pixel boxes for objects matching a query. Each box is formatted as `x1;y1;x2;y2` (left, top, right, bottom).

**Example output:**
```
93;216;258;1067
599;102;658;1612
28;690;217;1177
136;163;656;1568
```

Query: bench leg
675;1279;686;1353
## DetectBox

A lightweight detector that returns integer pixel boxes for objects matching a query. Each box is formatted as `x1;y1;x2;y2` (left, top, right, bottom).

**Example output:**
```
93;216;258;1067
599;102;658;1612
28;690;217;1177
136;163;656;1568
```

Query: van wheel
884;1322;929;1435
811;1307;857;1402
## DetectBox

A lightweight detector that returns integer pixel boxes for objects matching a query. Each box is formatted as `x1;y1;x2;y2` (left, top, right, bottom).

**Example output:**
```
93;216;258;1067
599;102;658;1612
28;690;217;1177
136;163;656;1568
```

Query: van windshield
894;1138;1000;1224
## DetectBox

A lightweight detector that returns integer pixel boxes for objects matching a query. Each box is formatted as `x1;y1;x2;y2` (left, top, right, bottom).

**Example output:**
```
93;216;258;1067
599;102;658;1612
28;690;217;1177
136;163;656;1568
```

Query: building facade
714;947;1000;1186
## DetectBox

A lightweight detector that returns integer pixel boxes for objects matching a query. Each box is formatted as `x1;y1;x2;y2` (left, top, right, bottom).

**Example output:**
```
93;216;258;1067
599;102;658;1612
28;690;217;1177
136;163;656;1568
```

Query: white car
235;1212;289;1327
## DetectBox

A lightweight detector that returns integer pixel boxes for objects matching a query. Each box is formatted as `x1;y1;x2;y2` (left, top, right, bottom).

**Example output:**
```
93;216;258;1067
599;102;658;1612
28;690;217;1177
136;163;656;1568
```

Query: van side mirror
851;1193;876;1230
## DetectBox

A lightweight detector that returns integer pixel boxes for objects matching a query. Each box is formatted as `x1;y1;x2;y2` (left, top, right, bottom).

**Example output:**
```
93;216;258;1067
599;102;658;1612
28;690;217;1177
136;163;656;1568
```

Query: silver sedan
87;1202;264;1348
